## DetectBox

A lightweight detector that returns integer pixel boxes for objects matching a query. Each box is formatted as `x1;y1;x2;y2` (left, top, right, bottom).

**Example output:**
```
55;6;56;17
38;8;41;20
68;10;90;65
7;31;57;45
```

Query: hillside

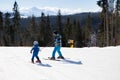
21;12;101;29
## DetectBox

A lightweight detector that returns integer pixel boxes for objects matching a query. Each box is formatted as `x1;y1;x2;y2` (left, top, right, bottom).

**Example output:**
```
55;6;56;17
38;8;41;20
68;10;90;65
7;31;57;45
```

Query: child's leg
52;47;57;58
31;54;35;63
34;52;41;62
57;46;62;57
36;56;41;62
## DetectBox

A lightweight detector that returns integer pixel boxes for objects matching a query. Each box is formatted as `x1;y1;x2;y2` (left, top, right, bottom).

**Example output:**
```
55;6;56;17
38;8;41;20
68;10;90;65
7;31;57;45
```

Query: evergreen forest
0;1;120;47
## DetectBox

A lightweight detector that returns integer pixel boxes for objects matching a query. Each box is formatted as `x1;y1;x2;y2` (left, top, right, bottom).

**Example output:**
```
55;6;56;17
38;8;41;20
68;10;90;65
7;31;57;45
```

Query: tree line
0;1;120;47
97;0;120;46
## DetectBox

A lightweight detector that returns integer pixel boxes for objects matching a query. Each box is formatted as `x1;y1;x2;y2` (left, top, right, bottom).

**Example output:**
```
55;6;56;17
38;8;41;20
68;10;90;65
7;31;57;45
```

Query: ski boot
49;57;55;60
57;56;65;59
31;60;34;63
36;60;41;63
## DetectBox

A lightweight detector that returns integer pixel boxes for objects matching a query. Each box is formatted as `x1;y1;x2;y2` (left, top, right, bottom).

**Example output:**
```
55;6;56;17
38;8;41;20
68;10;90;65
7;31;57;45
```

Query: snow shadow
61;59;82;65
37;63;52;67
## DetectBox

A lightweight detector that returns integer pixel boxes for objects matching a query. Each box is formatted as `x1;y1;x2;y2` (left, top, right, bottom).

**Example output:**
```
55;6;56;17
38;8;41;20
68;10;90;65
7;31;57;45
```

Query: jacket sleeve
30;46;34;53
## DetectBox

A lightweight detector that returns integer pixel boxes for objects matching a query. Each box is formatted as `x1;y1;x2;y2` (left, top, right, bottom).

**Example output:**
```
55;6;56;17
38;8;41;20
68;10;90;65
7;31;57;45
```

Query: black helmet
53;30;58;34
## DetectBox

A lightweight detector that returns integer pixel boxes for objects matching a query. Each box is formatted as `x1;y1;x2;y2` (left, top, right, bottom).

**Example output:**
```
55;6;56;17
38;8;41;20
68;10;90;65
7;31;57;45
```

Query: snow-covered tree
89;32;97;47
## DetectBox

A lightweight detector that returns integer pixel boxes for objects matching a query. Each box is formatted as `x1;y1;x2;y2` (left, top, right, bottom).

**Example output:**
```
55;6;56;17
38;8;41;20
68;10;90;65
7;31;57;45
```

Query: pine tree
23;26;31;46
4;12;11;46
45;14;53;46
64;17;72;47
97;0;109;46
97;0;106;46
0;12;3;30
115;0;120;45
39;12;47;46
22;17;32;46
56;10;62;34
71;19;77;43
75;21;83;47
56;10;66;46
12;1;21;45
84;13;91;47
0;11;4;46
97;0;117;46
29;15;37;43
97;0;108;12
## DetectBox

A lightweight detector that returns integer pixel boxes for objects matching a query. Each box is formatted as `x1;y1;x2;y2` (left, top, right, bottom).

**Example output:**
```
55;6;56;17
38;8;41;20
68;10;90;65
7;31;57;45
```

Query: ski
29;60;41;64
43;57;61;61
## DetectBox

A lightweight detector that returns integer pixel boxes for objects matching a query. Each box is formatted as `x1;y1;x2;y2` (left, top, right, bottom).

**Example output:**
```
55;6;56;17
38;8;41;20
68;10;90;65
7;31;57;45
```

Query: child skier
50;31;64;60
30;41;41;63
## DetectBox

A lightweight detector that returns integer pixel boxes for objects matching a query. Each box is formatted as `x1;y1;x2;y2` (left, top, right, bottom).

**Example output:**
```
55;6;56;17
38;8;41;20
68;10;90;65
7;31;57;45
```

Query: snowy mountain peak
30;7;40;11
19;7;83;17
20;7;58;17
2;7;82;18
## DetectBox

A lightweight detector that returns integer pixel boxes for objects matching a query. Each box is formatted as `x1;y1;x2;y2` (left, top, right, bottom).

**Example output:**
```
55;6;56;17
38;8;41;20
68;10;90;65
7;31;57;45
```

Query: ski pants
31;52;40;61
52;46;62;57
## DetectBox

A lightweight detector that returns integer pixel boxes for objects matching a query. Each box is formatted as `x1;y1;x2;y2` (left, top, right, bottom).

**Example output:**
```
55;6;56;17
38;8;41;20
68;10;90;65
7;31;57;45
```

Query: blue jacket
31;44;40;54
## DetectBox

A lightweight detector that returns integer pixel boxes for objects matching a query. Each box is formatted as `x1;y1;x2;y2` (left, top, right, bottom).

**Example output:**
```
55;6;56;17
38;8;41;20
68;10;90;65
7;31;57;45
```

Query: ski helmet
53;30;58;34
33;41;38;45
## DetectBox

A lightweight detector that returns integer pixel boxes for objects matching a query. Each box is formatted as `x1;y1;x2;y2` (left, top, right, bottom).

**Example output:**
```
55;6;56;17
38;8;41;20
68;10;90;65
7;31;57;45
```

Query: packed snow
0;46;120;80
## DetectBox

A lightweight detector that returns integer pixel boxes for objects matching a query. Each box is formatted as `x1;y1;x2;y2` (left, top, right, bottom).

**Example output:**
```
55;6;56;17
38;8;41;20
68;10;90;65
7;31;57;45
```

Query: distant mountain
2;7;99;18
20;7;59;17
20;7;84;17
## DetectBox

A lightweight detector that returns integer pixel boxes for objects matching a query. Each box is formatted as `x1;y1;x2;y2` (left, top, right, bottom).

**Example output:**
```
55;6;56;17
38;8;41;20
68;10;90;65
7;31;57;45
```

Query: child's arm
30;47;34;53
38;47;41;52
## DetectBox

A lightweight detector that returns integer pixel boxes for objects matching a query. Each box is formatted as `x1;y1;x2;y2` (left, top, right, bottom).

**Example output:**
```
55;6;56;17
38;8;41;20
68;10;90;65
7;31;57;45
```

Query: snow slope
0;47;120;80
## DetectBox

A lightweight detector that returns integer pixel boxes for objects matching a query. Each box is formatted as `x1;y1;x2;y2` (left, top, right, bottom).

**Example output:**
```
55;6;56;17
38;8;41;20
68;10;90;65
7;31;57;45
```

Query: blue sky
0;0;101;13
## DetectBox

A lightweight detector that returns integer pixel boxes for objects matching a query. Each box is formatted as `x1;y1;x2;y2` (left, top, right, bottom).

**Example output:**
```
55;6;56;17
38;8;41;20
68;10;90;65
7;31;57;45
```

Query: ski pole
40;40;54;51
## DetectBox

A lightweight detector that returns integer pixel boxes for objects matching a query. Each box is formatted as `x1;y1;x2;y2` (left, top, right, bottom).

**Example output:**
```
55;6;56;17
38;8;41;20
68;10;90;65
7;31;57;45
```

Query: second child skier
30;41;41;63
